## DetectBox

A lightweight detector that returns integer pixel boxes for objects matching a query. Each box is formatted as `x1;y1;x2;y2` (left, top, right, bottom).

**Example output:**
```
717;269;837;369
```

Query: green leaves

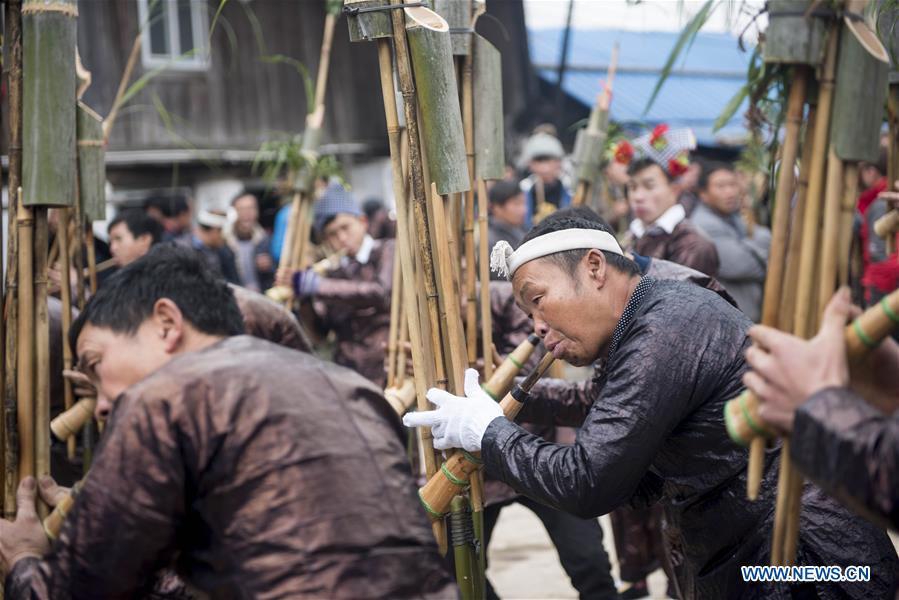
643;0;717;115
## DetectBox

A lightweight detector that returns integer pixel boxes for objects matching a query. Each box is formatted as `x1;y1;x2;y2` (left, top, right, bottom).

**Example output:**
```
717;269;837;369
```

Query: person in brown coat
278;183;394;387
0;245;454;599
626;156;719;277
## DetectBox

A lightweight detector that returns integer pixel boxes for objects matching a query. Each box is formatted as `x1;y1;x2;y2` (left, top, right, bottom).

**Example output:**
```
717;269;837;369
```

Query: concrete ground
488;503;668;600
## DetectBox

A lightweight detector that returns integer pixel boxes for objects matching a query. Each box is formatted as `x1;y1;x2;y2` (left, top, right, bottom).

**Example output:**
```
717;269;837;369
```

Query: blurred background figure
144;194;192;245
488;179;528;274
519;127;571;227
108;209;164;269
362;197;396;240
193;209;240;284
225;192;274;292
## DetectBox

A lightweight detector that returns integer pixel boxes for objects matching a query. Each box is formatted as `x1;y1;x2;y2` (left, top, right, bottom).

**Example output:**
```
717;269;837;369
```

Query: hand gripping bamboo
418;352;555;519
724;287;899;447
42;480;81;541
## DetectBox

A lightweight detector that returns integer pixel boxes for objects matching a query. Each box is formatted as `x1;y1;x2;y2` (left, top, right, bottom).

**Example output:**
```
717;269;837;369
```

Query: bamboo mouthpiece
417;352;556;520
726;288;899;447
50;397;96;442
384;378;416;417
42;481;82;541
480;334;540;402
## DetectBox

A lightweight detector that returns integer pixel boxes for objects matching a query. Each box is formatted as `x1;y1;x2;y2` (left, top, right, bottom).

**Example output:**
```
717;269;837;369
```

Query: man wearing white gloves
403;216;899;600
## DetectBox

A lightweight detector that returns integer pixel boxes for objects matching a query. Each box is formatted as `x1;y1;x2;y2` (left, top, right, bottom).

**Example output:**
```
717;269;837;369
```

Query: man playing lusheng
405;216;898;598
0;246;454;599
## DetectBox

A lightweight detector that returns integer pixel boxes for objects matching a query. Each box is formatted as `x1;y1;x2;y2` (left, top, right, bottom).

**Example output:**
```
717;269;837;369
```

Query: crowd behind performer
143;195;192;245
192;209;241;285
692;161;771;322
276;183;395;387
744;286;899;532
518;128;571;228
107;209;164;269
623;125;719;277
224;192;275;293
487;180;528;276
405;215;898;598
0;245;454;598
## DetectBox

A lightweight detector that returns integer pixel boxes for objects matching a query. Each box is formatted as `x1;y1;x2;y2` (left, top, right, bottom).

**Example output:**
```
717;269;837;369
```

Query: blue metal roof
529;28;752;146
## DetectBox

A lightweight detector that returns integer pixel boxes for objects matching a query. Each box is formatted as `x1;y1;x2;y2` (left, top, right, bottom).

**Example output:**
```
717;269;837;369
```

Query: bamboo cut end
405;6;448;32
844;15;890;64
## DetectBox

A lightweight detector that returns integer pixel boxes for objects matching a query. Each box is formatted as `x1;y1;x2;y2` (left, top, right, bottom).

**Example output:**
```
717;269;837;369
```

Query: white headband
490;229;624;279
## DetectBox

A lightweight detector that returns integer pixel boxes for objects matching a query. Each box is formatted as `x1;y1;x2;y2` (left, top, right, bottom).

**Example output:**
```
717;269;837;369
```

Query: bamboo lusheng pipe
42;479;81;540
16;189;35;486
265;252;345;303
480;334;541;401
450;495;477;600
817;149;846;317
873;209;899;242
82;257;115;278
50;397;96;443
34;209;51;495
85;227;98;294
838;164;859;286
462;36;478;368
384;379;416;417
418;353;556;519
386;255;403;389
746;67;809;501
572;44;619;207
4;0;24;518
477;179;494;381
58;209;75;458
725;289;899;445
376;36;444;551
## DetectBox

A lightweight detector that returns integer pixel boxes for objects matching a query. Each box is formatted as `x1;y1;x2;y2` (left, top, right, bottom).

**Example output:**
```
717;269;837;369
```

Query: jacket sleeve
6;393;187;598
482;315;706;519
790;386;899;529
315;241;394;310
670;230;720;278
516;365;603;428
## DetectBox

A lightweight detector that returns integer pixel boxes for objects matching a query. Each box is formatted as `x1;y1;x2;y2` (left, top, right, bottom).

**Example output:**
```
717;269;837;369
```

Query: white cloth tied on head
490;229;624;279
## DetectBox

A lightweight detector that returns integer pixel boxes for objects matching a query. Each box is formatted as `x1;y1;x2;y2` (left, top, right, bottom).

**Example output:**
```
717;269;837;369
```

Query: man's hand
0;478;51;578
402;369;504;451
743;287;851;434
37;476;70;509
62;369;96;399
275;267;295;288
256;253;274;273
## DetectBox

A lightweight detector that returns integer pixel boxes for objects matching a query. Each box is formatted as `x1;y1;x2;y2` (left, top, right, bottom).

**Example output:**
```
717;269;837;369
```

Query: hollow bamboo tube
873;210;899;241
450;495;476;600
50;397;96;443
477;179;494;380
817;149;845;315
16;189;35;485
793;29;838;340
34;208;51;497
41;479;81;541
418;353;556;518
377;38;445;552
58;209;76;459
481;334;541;401
386;247;403;389
396;301;409;386
462;48;478;367
384;379;416;417
4;0;23;518
779;103;817;333
747;69;808;501
770;446;792;565
85;227;98;294
838;164;859;286
73;201;86;311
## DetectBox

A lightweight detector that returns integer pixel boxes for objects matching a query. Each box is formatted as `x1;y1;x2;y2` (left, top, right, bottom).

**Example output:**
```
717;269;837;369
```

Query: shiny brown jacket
230;284;313;353
8;336;454;599
313;238;395;387
631;220;719;277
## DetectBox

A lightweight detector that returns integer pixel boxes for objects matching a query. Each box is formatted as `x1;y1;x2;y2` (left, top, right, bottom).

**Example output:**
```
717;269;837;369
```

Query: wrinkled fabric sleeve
671;235;719;278
791;387;899;529
6;394;186;599
482;316;704;519
315;242;394;309
516;368;603;428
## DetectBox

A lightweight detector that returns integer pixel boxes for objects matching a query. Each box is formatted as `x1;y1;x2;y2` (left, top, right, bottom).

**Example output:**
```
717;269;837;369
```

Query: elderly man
225;193;274;292
0;246;454;598
406;216;898;598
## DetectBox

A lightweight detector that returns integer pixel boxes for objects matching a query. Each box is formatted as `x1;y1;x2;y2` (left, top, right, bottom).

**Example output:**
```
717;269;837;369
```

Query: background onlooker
225;193;275;292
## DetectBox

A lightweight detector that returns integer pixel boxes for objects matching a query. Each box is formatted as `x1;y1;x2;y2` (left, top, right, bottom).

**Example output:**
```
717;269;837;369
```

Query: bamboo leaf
643;0;717;115
260;54;315;115
713;84;748;132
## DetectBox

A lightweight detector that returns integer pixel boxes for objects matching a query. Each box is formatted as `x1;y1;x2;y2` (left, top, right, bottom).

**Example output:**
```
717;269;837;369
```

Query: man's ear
151;298;185;353
584;249;607;288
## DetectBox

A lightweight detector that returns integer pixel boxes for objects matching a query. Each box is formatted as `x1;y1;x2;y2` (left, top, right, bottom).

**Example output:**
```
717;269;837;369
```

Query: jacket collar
630;203;686;238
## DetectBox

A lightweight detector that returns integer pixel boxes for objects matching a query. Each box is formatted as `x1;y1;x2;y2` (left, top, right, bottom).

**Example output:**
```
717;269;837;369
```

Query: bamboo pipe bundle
418;353;556;519
4;0;24;518
746;68;809;501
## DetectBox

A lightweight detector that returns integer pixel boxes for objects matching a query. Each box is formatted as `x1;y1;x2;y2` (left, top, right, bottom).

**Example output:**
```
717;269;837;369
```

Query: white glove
402;368;504;452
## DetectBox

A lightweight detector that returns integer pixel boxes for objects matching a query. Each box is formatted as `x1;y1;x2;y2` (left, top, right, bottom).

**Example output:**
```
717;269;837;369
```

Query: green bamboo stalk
77;102;106;222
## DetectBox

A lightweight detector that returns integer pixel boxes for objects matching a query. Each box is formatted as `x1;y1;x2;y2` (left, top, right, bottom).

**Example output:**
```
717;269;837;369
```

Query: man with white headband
404;216;898;598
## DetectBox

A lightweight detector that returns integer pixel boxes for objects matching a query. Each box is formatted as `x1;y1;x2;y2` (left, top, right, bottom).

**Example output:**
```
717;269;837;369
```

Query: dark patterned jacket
7;336;454;599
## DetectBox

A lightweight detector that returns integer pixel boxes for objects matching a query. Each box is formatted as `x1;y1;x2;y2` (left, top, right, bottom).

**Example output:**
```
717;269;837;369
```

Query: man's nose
94;394;112;422
533;315;549;338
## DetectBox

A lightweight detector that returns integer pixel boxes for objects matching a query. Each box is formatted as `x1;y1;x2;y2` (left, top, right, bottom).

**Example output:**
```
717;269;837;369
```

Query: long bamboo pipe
42;479;82;541
477;179;494;381
34;209;51;518
726;287;899;446
746;69;808;500
418;353;556;519
838;164;859;286
58;209;76;458
462;36;478;368
16;187;35;485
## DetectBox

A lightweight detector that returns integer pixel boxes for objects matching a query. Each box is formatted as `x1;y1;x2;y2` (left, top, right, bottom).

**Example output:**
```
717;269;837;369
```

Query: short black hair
108;209;164;244
521;216;640;277
627;157;672;183
69;245;244;353
548;206;606;225
489;180;523;206
698;161;734;190
143;194;189;218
